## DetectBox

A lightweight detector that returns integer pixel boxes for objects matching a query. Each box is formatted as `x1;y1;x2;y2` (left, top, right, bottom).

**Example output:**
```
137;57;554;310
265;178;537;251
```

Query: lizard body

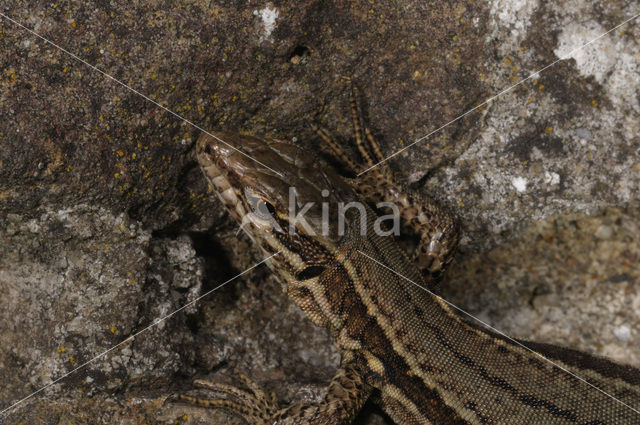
184;100;640;424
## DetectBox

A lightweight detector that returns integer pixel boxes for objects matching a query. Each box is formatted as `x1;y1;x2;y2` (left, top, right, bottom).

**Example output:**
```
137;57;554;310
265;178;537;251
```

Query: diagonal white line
0;12;284;178
0;251;279;416
356;249;640;416
357;12;640;176
3;3;639;420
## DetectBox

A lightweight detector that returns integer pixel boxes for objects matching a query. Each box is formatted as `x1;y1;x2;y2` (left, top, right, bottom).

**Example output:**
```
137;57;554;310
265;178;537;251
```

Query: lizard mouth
196;132;248;220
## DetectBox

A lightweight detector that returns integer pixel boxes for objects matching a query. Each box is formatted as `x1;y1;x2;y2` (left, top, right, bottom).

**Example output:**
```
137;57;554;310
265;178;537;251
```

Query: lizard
181;90;640;424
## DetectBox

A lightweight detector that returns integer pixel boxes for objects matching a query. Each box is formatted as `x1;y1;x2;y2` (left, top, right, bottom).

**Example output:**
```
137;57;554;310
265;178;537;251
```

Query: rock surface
0;0;638;424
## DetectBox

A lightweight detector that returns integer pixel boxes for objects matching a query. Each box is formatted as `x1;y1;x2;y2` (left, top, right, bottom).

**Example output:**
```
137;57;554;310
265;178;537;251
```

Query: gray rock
1;0;638;423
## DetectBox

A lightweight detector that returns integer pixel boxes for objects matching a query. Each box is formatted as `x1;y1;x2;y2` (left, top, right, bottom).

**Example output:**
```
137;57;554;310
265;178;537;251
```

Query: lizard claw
171;375;280;422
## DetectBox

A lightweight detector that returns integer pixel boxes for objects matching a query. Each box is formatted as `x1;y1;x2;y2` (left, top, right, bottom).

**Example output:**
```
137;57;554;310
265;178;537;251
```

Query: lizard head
196;131;361;285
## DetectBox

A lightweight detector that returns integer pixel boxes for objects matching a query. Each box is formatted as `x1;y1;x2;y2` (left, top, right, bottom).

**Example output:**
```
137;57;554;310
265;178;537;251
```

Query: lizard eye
245;188;277;221
257;199;277;219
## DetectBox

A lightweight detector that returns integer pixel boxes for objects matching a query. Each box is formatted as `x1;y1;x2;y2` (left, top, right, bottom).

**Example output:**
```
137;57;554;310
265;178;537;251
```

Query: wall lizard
181;94;640;424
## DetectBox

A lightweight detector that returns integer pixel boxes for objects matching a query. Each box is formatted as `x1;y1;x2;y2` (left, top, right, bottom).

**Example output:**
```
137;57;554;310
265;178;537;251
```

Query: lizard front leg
177;360;372;424
315;84;459;280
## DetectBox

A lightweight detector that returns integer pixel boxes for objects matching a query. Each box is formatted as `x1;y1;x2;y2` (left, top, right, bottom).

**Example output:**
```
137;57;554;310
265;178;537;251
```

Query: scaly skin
181;108;640;424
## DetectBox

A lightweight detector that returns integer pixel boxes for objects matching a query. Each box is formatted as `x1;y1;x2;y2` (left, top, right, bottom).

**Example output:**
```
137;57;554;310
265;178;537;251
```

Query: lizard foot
176;374;279;422
314;82;459;281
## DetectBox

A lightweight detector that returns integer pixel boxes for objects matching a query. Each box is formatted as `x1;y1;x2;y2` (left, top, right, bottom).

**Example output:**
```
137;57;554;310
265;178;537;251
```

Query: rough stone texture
0;0;638;424
433;0;640;377
0;206;202;423
435;0;640;251
443;205;640;367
